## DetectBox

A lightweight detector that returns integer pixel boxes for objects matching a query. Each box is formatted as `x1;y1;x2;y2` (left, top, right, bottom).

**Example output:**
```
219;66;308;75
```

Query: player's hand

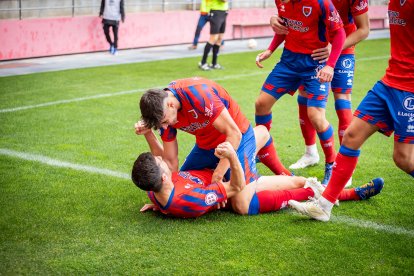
140;203;159;212
316;65;334;83
216;200;227;209
134;120;151;135
270;15;288;35
311;44;331;63
214;142;236;159
256;50;273;68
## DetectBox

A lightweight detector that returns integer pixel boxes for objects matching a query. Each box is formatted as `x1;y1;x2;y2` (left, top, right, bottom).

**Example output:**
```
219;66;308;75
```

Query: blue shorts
332;54;355;94
355;81;414;144
261;48;329;109
180;125;259;182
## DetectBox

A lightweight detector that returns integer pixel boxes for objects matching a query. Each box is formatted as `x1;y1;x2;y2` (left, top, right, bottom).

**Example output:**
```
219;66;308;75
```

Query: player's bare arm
162;140;179;172
342;12;369;50
214;142;246;197
135;120;164;157
211;109;242;183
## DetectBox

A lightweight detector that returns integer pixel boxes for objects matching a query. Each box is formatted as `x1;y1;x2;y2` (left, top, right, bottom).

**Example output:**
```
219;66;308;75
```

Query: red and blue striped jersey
382;0;414;93
332;0;368;54
147;169;227;218
275;0;343;54
160;77;250;149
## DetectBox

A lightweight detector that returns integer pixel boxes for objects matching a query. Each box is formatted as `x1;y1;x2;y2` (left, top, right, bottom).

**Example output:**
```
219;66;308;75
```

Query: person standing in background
99;0;125;55
198;0;228;70
188;0;211;50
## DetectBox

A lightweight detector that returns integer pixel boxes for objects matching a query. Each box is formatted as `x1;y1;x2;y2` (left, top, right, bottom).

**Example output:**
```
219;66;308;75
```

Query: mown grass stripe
0;55;389;114
1;147;412;238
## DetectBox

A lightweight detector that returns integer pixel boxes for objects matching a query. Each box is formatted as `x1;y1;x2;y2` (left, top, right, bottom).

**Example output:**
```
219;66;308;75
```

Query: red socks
322;146;360;203
257;138;291;176
257;188;314;213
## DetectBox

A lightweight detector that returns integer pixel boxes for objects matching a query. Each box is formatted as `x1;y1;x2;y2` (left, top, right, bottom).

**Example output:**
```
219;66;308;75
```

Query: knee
231;201;248;215
255;97;268;114
341;128;358;146
393;150;414;173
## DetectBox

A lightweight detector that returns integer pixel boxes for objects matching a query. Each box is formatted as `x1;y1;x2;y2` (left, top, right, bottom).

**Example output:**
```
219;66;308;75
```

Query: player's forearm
326;28;346;68
268;34;285;52
228;153;245;192
144;131;164;156
342;26;369;50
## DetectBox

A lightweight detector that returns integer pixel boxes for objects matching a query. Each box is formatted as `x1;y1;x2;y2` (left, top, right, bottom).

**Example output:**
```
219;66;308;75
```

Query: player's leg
305;77;336;184
393;142;414;176
332;54;355;144
112;23;119;54
254;62;300;175
211;11;227;69
290;88;319;169
190;14;209;49
288;81;390;221
231;176;323;215
102;23;113;52
338;177;384;201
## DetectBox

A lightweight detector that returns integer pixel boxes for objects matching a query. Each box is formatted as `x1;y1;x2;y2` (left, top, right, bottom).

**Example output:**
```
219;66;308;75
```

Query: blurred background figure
99;0;125;55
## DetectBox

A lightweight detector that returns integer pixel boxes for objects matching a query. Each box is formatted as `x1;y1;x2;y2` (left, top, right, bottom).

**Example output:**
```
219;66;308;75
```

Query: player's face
160;99;178;129
154;156;171;177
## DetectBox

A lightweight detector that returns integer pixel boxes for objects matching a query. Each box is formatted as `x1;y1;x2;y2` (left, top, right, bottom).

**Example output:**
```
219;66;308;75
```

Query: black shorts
209;10;227;34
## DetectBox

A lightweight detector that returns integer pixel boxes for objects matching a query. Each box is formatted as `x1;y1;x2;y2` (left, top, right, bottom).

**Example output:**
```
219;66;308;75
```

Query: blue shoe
321;163;334;185
354;178;384;200
109;45;114;53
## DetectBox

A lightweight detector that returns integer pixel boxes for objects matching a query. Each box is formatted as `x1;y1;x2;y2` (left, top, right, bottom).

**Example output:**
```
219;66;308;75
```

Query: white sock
305;144;318;156
318;196;334;213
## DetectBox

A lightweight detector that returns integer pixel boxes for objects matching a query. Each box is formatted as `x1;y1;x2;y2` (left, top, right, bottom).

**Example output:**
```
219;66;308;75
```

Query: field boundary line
0;55;389;114
1;147;413;238
0;148;130;180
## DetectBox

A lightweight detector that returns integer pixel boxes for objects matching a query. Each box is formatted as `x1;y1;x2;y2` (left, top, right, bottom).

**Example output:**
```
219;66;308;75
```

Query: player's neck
167;91;181;110
153;181;174;207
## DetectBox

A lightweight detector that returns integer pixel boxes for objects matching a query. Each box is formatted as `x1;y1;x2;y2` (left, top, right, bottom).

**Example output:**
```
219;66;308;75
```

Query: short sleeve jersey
275;0;343;54
160;77;250;149
381;0;414;93
147;170;227;218
332;0;368;54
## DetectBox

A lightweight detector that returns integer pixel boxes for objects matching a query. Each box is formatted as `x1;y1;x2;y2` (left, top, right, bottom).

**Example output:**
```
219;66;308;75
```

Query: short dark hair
131;152;163;192
139;88;168;129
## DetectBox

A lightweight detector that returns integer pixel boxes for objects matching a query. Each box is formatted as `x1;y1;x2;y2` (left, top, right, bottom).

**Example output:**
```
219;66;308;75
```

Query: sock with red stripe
248;188;314;214
257;137;291;176
255;113;272;131
337;188;360;201
335;99;352;144
298;95;316;145
255;113;290;175
317;124;336;163
322;145;360;203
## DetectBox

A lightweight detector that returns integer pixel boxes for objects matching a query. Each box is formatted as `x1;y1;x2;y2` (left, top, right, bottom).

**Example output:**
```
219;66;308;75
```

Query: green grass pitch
0;38;413;274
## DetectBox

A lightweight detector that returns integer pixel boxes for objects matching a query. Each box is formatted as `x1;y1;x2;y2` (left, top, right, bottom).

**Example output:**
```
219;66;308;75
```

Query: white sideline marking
0;55;389;114
1;147;413;237
0;148;130;180
0;88;153;113
331;215;414;237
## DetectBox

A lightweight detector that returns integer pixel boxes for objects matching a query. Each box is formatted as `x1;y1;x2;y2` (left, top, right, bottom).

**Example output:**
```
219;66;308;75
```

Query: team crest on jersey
400;0;406;6
303;6;312;17
205;192;218;206
341;58;353;69
188;109;198;119
329;10;341;23
403;96;414;112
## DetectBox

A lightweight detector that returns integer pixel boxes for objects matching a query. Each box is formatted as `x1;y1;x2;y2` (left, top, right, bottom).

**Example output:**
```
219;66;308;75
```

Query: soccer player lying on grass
288;0;414;222
132;125;383;218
